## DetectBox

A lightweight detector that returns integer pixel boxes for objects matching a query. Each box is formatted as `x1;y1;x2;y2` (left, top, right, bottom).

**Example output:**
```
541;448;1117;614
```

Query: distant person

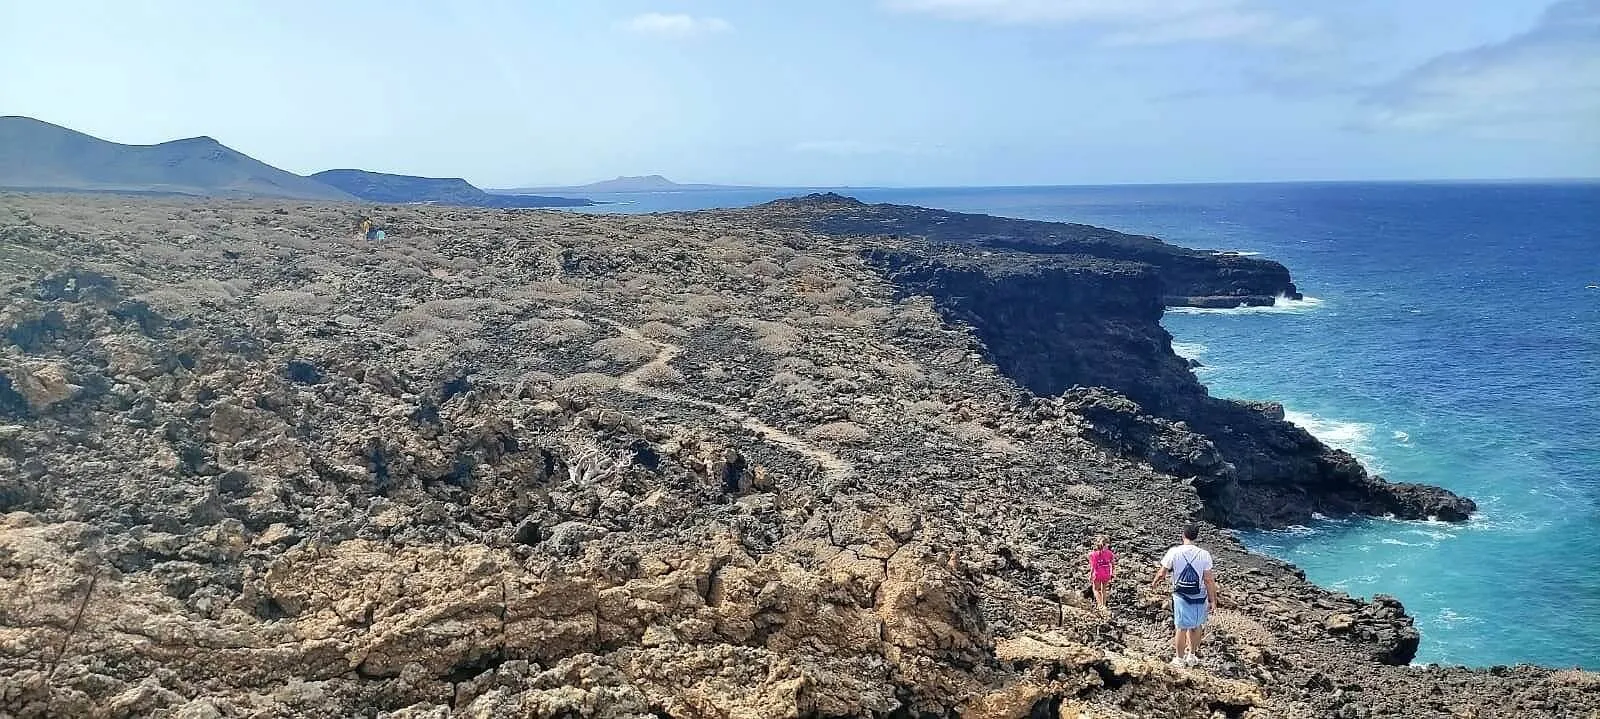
1088;535;1116;613
356;215;383;241
1150;522;1218;668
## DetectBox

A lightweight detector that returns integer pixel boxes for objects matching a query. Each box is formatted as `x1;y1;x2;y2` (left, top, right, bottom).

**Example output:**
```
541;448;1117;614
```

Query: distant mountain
494;174;760;194
309;169;595;208
0;116;354;201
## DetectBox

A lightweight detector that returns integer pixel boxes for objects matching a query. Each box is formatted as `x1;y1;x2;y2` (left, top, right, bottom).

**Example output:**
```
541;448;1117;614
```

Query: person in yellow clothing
355;215;384;241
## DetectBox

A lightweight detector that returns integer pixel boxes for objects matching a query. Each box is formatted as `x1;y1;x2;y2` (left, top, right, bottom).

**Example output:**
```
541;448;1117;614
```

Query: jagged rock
0;195;1578;719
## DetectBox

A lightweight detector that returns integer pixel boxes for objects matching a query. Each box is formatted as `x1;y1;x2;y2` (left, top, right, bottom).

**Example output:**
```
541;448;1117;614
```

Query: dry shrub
852;307;892;323
877;360;927;386
817;365;853;380
133;289;197;316
592;336;658;364
384;309;481;339
636;364;685;387
774;356;815;373
747;320;800;355
783;255;821;273
554;318;592;335
415;298;508;319
684;294;727;315
770;371;806;387
639;321;688;342
181;278;251;302
806;421;870;445
258;290;333;314
948;421;995;444
742;260;784;278
1062;484;1107;504
379;259;430;280
525;280;581;300
909;400;946;415
554;372;619;394
804;313;860;329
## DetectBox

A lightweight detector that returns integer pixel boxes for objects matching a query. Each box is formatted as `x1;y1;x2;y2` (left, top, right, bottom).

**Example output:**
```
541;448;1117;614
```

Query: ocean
562;182;1600;669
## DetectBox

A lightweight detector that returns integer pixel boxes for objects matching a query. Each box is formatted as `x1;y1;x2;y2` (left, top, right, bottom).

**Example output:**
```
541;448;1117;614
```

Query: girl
1088;536;1116;613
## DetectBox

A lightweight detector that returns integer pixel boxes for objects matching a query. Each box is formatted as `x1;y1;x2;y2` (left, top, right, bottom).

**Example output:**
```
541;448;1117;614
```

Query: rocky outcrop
840;227;1472;529
760;193;1300;309
0;194;1584;718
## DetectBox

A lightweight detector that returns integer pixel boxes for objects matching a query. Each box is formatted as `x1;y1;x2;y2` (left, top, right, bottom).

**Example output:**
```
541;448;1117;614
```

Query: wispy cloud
622;12;733;39
883;0;1320;46
1357;0;1600;140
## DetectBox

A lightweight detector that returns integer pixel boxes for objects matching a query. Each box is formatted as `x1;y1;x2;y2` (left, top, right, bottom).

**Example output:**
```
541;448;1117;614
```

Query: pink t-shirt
1090;548;1116;582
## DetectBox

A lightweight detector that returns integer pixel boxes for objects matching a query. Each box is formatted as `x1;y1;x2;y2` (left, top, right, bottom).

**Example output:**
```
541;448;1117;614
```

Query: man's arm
1149;565;1168;590
1202;569;1219;608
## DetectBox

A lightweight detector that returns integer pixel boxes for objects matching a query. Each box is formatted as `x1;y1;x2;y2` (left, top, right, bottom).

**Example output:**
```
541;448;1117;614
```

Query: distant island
493;174;764;195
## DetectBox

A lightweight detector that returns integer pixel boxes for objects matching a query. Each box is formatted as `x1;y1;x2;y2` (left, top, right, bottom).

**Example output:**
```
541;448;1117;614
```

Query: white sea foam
1167;294;1324;315
1283;409;1380;467
1392;430;1411;444
1211;250;1263;256
1170;341;1208;359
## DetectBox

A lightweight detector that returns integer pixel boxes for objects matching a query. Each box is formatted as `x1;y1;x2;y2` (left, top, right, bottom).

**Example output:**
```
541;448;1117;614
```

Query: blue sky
3;0;1596;186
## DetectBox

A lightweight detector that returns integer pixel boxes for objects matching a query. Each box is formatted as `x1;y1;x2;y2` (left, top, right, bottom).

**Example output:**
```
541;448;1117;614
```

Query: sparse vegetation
636;364;686;387
592;336;658;364
553;372;620;393
806;421;870;445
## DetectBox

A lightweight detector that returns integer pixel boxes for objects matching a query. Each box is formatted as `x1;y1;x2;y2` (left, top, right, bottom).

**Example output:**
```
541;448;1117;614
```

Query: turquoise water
576;182;1600;668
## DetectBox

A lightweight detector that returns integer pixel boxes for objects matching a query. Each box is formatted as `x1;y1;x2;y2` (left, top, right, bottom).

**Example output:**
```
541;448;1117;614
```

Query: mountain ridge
0;116;355;201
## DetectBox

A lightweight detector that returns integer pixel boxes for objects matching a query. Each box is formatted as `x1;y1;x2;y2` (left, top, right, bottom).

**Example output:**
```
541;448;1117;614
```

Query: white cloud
623;13;732;39
883;0;1318;46
1358;0;1600;140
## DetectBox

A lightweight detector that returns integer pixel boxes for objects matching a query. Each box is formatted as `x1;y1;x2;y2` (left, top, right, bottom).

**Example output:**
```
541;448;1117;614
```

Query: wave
1170;341;1207;359
1167;294;1324;315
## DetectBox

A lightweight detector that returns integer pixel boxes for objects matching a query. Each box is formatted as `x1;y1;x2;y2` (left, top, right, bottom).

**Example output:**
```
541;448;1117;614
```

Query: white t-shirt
1160;544;1214;593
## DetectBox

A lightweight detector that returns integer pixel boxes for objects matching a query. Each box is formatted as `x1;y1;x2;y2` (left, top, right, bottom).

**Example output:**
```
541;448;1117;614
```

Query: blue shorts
1173;595;1210;629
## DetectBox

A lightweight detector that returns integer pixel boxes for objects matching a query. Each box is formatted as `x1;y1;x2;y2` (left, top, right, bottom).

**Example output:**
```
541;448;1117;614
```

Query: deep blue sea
564;182;1600;668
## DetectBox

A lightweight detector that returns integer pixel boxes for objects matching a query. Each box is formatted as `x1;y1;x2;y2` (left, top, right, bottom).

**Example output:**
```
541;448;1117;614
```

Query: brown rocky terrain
0;193;1594;718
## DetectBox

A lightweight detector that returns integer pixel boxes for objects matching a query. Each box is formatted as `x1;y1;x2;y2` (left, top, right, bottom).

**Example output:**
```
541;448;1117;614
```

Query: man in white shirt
1149;522;1219;667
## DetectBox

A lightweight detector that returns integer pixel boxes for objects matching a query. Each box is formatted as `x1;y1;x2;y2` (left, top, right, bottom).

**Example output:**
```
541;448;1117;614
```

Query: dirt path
601;320;854;484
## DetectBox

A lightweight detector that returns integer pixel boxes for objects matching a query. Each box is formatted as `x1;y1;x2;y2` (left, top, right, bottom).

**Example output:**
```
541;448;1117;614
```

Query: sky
3;0;1597;187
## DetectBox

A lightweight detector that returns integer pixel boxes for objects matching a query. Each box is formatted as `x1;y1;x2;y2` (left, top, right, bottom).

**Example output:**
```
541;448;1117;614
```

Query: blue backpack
1173;550;1207;605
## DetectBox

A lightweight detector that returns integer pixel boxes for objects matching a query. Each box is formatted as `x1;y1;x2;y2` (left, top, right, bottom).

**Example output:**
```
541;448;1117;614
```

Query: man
1149;522;1218;667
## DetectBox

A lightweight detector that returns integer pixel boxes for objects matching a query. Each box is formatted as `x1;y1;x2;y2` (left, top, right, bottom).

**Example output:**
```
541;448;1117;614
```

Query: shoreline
0;192;1592;716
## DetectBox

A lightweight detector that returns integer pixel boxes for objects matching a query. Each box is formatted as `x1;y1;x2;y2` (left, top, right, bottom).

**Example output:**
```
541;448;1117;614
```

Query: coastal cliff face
765;195;1473;529
0;194;1587;718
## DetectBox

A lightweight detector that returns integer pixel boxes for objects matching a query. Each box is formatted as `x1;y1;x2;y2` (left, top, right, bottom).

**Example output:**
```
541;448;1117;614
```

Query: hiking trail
601;320;854;485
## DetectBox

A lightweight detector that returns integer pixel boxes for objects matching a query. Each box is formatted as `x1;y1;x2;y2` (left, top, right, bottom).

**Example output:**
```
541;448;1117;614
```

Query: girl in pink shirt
1088;535;1116;613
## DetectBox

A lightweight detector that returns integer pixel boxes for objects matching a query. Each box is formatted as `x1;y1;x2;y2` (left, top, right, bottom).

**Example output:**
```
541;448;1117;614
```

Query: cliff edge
0;193;1584;718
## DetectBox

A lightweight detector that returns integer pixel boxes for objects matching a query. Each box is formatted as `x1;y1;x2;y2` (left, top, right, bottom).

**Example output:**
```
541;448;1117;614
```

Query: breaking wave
1167;294;1324;315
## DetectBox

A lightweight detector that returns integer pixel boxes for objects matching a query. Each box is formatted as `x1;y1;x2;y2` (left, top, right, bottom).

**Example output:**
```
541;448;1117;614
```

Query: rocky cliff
0;193;1589;718
758;195;1473;529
